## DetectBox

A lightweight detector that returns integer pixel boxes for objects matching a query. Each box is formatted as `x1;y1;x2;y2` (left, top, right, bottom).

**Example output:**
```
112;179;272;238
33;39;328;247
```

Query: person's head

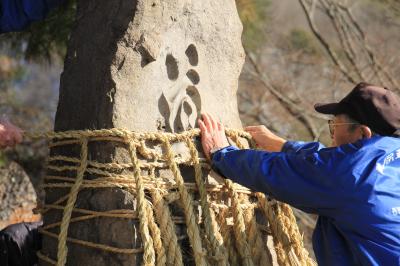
328;114;372;146
314;82;400;147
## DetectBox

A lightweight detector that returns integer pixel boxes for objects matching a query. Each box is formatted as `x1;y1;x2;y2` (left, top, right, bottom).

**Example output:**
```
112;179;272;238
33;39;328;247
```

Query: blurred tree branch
298;0;356;84
244;49;327;140
298;0;399;91
375;0;400;17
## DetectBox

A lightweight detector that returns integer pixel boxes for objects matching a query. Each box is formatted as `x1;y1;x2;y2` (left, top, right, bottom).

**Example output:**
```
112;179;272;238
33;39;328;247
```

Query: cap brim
314;102;344;115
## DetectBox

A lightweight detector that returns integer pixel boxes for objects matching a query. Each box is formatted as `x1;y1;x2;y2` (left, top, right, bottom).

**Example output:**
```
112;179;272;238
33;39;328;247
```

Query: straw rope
217;208;240;266
161;135;206;266
226;179;254;266
145;199;166;266
185;137;227;265
228;132;256;265
56;137;88;266
244;205;273;266
150;168;184;266
125;134;155;265
26;128;315;266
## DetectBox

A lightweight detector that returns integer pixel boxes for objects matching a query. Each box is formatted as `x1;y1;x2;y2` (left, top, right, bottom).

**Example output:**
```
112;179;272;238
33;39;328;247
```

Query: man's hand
0;119;23;149
198;113;229;161
244;125;286;152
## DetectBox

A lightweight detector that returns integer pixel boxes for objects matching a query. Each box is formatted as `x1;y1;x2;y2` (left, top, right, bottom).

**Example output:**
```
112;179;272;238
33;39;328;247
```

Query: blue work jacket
212;136;400;265
0;0;64;33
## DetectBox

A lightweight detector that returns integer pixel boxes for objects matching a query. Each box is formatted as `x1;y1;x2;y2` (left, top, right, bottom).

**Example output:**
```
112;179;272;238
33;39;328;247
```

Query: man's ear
360;126;372;139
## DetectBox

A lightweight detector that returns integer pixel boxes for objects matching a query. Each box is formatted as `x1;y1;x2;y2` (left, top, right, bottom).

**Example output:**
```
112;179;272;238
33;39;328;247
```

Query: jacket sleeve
282;140;326;155
211;145;351;215
0;0;65;33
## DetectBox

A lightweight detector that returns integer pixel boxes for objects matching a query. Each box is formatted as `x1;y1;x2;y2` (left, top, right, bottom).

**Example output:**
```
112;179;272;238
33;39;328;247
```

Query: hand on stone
198;113;229;161
244;125;286;152
0;117;23;149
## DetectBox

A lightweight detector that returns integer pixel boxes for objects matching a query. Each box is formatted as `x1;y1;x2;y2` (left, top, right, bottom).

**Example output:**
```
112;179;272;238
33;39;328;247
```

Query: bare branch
339;2;399;90
245;50;324;139
298;0;357;84
300;0;399;91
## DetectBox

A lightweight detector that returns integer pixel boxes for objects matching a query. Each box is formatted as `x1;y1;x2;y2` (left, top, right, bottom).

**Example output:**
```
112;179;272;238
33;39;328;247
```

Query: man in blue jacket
199;82;400;265
0;0;65;33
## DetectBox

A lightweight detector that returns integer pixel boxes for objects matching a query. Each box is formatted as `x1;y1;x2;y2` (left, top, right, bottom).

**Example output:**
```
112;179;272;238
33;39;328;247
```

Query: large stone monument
54;0;244;132
40;0;248;265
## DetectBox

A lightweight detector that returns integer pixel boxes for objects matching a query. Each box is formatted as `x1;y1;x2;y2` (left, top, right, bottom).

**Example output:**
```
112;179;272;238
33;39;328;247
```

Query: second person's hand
0;119;23;149
244;125;286;152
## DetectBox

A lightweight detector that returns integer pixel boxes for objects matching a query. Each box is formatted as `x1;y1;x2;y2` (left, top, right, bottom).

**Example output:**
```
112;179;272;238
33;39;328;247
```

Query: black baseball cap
314;82;400;136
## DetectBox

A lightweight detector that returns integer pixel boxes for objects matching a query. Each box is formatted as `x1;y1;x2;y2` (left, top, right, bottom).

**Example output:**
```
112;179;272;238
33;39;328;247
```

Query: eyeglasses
328;119;359;137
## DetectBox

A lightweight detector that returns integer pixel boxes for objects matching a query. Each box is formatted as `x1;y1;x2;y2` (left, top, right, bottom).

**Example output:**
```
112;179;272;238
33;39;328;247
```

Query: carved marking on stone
186;69;200;85
166;54;179;81
159;44;202;133
185;44;198;66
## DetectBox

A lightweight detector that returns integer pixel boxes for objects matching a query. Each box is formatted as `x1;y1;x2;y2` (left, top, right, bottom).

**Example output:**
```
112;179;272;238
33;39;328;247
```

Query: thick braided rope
125;135;156;266
161;135;206;266
277;202;315;266
26;128;201;141
228;131;255;265
138;140;161;160
275;203;302;266
279;203;315;266
257;193;291;265
225;179;254;266
256;193;316;266
145;200;167;266
150;167;184;266
230;132;244;149
244;205;273;266
57;137;88;266
269;202;302;266
185;137;228;265
217;208;240;266
150;185;184;266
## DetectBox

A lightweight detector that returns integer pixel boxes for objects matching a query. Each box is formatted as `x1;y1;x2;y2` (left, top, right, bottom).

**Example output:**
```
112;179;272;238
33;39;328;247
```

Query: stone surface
54;0;244;133
0;162;40;230
42;0;248;265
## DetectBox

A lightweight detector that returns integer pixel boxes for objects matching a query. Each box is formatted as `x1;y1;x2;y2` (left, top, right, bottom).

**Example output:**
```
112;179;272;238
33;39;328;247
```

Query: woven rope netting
28;128;315;266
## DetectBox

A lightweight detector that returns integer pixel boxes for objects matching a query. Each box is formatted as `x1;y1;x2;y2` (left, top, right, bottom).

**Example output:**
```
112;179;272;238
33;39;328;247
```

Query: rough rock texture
42;0;248;265
0;162;40;230
55;0;244;132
